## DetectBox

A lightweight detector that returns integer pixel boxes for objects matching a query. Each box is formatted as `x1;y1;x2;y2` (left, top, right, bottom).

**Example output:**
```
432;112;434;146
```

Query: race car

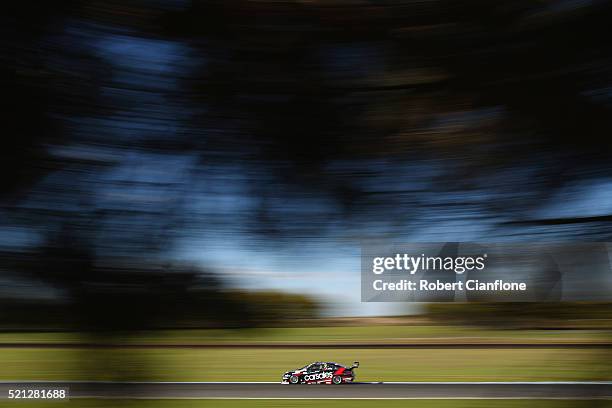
281;361;359;384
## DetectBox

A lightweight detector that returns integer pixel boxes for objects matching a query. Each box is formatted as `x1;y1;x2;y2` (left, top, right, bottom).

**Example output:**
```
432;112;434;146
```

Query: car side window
308;364;321;372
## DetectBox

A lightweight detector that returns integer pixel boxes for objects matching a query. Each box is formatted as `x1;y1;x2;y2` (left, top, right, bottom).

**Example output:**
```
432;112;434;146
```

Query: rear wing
350;361;359;369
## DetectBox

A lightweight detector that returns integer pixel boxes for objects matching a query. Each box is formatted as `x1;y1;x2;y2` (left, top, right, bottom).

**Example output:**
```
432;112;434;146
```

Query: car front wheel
289;375;300;384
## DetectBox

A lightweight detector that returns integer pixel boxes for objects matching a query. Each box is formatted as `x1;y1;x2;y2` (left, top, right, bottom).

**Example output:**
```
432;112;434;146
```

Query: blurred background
5;0;612;406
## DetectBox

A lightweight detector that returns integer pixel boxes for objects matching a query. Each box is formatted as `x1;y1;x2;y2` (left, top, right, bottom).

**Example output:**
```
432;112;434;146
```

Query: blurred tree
6;0;612;324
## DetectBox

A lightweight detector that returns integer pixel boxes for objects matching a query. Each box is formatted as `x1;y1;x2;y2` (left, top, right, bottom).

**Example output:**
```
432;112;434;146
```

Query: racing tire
332;375;343;385
289;375;300;384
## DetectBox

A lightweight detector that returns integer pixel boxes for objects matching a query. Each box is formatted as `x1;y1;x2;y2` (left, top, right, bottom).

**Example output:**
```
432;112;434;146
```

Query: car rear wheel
332;376;342;385
289;375;300;384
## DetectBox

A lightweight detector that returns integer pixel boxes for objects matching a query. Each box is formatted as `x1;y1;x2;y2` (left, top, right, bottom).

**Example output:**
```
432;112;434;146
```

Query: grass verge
1;326;611;345
0;347;610;382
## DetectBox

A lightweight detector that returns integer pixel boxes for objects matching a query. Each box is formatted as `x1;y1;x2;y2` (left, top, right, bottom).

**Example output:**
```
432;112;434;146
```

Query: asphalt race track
1;382;611;399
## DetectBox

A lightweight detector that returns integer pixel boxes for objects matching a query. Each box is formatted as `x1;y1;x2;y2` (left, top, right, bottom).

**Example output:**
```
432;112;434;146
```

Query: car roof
311;361;343;366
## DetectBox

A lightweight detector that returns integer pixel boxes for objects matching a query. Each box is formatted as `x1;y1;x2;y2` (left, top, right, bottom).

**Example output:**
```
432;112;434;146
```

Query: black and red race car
281;361;359;384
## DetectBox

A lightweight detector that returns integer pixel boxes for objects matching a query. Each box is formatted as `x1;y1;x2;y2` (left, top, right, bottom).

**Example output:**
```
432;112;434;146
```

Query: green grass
1;326;611;345
0;347;610;382
1;400;610;408
1;326;609;383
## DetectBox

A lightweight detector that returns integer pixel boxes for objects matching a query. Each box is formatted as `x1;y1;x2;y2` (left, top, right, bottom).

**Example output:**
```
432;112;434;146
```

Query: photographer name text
372;279;527;292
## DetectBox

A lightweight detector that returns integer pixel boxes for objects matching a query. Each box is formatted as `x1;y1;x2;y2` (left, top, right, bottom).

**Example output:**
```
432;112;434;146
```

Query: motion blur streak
5;0;612;404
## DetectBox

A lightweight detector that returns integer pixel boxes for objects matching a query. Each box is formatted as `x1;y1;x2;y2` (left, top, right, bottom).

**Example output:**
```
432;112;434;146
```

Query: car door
305;363;322;382
322;363;335;382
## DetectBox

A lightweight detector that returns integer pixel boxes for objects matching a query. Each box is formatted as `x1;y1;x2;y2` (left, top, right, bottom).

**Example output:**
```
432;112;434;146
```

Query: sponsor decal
304;372;332;381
